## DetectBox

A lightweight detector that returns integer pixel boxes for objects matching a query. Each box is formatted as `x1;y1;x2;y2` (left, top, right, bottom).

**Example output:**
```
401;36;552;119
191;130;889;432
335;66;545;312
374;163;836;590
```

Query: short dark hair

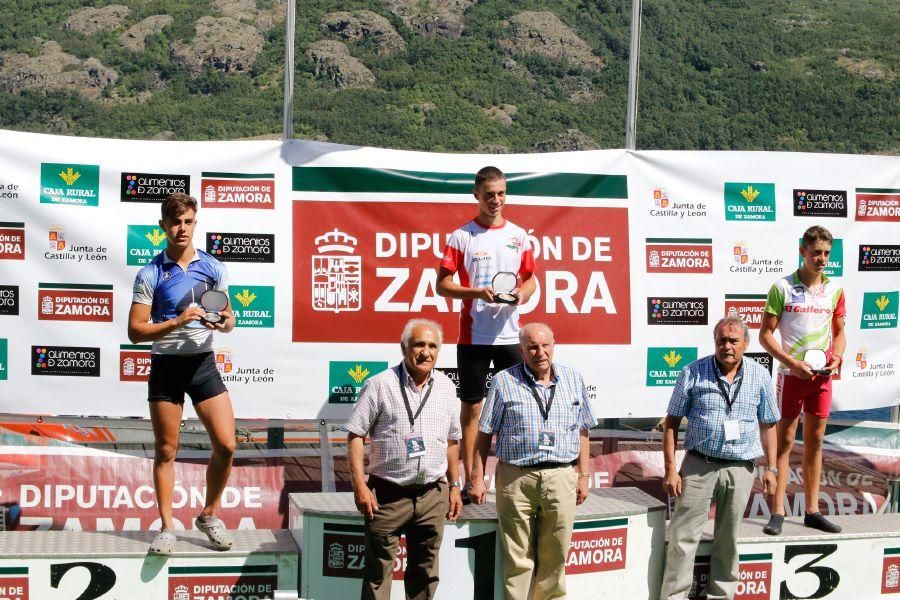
161;193;198;221
801;225;833;248
474;166;505;189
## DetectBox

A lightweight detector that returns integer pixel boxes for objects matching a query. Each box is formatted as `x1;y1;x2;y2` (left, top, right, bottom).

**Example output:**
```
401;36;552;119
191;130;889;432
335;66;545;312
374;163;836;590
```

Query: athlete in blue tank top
127;193;236;556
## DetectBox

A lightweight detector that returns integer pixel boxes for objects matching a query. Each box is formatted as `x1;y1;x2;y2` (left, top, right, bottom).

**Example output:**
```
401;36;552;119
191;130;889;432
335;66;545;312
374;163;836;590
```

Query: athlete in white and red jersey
440;219;535;345
760;226;846;536
437;166;536;496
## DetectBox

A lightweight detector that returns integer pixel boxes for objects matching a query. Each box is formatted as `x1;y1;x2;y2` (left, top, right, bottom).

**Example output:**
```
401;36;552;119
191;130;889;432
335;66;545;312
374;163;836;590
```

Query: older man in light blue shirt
660;316;780;600
469;322;596;600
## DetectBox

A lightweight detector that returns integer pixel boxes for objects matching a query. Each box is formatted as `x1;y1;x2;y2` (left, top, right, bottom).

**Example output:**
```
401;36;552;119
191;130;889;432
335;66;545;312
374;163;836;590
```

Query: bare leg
802;414;828;513
771;416;799;516
461;400;483;486
193;392;236;517
150;400;185;530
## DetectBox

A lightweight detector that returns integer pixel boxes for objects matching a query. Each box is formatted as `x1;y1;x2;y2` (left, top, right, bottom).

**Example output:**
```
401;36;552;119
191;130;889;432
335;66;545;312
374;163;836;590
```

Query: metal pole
624;0;642;150
319;419;336;493
282;0;296;141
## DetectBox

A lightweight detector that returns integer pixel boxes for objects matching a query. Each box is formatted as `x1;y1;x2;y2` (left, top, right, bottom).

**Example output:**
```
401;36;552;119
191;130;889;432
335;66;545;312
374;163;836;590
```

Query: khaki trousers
660;452;755;600
362;479;448;600
495;461;578;600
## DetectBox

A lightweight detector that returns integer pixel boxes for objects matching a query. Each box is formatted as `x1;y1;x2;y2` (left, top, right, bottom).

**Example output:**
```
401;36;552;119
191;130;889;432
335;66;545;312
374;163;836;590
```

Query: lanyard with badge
714;365;743;442
528;375;558;451
398;372;434;459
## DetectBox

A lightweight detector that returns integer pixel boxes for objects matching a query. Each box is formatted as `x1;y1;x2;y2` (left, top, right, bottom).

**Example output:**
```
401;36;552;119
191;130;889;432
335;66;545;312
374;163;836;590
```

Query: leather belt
525;460;577;470
688;449;751;465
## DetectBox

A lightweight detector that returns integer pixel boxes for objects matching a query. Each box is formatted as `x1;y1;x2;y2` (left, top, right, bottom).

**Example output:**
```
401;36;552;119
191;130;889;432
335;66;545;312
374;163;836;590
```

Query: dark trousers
362;477;448;600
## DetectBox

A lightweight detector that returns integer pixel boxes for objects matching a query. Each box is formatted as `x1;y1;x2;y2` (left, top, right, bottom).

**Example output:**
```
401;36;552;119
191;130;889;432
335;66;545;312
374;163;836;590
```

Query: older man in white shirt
347;318;463;600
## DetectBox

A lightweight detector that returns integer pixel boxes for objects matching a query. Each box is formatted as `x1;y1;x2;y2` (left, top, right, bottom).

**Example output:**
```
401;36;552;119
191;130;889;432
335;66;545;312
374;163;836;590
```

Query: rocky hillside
0;0;896;153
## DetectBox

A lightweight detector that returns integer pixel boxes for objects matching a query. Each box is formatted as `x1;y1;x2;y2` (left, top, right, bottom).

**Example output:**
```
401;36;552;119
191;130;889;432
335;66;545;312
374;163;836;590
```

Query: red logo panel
293;201;631;344
0;227;24;260
565;527;627;574
38;290;113;322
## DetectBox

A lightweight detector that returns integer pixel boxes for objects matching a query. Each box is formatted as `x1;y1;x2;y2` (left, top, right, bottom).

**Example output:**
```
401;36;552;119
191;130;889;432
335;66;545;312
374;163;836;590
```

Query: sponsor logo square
322;526;369;578
647;297;708;325
646;347;697;386
724;294;767;329
565;520;628;574
649;187;708;219
201;172;275;209
38;283;113;322
799;237;843;277
40;163;99;206
437;367;497;398
44;225;108;263
861;291;898;329
793;189;848;218
328;361;388;403
856;188;900;222
690;554;772;600
127;225;167;266
851;348;896;381
32;345;100;377
167;568;277;600
0;338;7;381
207;232;274;263
120;345;152;382
121;172;189;203
0;285;19;315
231;285;275;327
0;222;25;260
883;548;900;594
645;239;713;274
744;352;773;374
724;182;775;221
0;573;27;600
859;245;900;272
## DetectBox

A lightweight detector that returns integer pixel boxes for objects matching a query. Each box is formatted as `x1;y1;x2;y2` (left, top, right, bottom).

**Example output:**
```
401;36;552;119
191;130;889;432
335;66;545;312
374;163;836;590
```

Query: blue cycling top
132;249;228;354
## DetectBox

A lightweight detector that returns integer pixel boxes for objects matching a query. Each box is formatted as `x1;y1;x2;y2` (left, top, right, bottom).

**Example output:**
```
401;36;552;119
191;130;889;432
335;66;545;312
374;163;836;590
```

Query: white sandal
149;529;176;555
195;516;233;550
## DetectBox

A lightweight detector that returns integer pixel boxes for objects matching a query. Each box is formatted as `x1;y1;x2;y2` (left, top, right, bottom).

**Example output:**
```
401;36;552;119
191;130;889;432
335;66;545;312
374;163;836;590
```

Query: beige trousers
660;452;755;600
495;461;578;600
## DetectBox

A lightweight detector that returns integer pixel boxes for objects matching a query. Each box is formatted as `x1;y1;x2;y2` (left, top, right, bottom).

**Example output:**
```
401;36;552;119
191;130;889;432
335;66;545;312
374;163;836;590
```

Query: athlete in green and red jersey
759;226;846;535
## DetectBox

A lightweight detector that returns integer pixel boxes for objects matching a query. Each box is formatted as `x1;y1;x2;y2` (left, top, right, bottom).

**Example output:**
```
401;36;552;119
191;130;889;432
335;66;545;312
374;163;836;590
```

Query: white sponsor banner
0;129;898;417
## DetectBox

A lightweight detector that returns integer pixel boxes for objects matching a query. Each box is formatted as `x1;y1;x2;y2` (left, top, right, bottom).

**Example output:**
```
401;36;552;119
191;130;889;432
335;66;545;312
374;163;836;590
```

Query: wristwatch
449;481;462;489
578;472;591;479
765;466;778;475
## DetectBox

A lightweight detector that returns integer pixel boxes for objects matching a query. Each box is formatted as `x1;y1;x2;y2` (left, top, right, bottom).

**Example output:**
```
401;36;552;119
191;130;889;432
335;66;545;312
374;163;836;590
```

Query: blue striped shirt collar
521;363;558;387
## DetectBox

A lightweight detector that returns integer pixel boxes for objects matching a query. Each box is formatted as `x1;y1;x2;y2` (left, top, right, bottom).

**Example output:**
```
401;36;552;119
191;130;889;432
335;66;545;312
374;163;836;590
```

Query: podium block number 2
50;562;116;600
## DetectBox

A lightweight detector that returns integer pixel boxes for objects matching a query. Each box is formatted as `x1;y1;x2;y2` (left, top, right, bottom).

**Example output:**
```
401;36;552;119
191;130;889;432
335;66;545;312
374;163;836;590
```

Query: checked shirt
667;355;779;461
346;364;461;486
479;362;596;467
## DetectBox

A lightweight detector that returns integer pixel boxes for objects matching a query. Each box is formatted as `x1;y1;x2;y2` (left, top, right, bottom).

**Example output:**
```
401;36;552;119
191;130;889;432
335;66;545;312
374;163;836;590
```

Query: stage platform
0;529;299;599
688;513;900;600
289;487;667;599
0;491;896;599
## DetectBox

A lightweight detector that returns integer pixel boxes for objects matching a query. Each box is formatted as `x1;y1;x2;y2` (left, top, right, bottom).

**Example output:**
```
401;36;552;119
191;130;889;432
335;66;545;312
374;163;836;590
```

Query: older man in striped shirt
347;318;463;600
469;322;596;600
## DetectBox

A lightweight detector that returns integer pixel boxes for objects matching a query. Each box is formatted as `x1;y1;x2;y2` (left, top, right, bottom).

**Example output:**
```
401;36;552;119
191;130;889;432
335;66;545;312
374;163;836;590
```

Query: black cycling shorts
148;352;227;405
456;344;521;403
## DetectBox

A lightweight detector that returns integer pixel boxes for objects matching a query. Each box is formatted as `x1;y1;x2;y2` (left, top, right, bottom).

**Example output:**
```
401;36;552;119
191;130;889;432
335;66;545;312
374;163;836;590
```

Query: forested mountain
1;0;896;153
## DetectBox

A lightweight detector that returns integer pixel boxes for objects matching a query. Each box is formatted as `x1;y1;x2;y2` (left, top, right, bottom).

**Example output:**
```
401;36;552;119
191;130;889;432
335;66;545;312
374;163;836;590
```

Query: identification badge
405;433;426;459
538;429;556;451
723;419;740;441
